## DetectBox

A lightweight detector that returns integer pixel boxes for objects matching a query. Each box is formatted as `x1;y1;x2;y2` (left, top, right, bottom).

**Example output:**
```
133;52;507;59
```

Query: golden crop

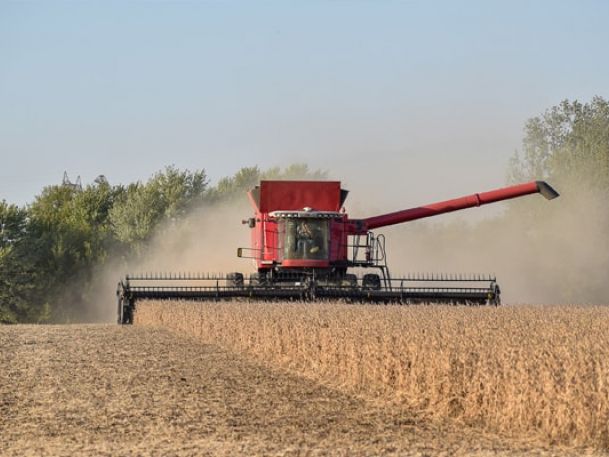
135;301;609;448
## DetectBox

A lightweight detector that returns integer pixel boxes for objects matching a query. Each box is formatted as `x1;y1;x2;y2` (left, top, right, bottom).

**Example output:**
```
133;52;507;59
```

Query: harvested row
135;301;609;449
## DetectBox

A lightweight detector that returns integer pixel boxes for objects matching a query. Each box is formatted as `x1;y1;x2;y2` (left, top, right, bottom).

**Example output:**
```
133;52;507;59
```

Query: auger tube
360;180;559;231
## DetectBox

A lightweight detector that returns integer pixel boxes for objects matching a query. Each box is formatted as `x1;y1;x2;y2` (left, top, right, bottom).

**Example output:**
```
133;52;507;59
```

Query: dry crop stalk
134;301;609;449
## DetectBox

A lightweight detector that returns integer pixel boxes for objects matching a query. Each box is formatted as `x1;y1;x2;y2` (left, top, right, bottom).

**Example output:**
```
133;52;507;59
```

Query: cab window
281;218;329;260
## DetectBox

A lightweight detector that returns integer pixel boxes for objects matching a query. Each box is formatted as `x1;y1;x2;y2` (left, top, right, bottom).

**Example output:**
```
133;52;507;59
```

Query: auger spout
359;181;559;231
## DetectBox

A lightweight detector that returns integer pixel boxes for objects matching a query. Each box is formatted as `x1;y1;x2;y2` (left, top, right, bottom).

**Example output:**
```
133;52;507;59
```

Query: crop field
136;301;609;451
2;303;608;456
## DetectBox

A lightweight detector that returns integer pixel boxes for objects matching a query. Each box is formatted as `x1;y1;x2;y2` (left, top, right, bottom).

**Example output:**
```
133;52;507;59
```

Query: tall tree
509;96;609;192
1;163;329;322
505;97;609;302
109;166;207;250
0;201;50;323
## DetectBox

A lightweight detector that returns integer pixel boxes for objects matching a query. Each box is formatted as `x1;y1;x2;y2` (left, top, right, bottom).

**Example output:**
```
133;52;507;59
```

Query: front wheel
341;274;358;288
362;273;381;290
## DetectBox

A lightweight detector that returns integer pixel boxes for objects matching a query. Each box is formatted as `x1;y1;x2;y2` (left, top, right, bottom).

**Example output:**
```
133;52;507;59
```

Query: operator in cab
297;220;320;257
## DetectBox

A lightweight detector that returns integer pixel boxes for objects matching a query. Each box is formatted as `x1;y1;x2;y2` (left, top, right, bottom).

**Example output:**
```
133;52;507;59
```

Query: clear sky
1;1;608;207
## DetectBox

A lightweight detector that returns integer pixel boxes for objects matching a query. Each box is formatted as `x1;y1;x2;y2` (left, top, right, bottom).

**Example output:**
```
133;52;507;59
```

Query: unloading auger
117;179;558;323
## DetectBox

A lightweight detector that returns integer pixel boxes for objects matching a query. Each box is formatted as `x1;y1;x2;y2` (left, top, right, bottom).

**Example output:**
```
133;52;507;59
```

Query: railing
348;232;387;267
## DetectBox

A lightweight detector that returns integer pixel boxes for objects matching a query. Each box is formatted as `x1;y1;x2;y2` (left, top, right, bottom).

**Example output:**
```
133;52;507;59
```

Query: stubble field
1;302;608;456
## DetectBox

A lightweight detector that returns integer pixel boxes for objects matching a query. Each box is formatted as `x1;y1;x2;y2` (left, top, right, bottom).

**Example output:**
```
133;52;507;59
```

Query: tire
341;274;358;288
362;273;381;290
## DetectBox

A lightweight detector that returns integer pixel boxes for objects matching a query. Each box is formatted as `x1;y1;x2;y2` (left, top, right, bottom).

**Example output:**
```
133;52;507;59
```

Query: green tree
1;163;328;323
505;97;609;303
0;200;27;253
0;201;51;323
23;181;119;321
509;96;609;192
109;166;207;249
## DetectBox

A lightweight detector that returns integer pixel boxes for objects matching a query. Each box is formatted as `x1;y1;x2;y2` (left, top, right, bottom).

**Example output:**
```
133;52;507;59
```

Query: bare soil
0;325;604;456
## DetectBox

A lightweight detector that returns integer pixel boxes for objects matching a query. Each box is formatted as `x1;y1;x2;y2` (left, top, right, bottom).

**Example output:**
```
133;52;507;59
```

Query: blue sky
1;1;608;207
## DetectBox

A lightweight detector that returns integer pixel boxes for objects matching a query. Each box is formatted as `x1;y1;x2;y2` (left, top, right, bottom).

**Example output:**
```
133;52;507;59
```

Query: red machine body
243;179;558;276
246;181;349;270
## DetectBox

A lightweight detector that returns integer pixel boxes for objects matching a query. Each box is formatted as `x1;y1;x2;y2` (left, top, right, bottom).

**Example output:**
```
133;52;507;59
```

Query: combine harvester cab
117;179;558;324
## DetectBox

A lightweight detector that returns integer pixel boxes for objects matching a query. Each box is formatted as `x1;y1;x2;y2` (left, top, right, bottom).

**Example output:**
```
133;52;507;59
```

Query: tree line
0;164;326;323
393;96;608;304
1;96;608;322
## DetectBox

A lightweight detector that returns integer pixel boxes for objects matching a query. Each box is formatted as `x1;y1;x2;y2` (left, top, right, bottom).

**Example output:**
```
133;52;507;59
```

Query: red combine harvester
117;179;558;323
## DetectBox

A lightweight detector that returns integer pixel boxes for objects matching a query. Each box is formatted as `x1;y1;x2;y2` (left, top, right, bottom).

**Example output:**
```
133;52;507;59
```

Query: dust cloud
92;168;607;323
136;201;251;276
343;174;608;305
89;200;252;323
